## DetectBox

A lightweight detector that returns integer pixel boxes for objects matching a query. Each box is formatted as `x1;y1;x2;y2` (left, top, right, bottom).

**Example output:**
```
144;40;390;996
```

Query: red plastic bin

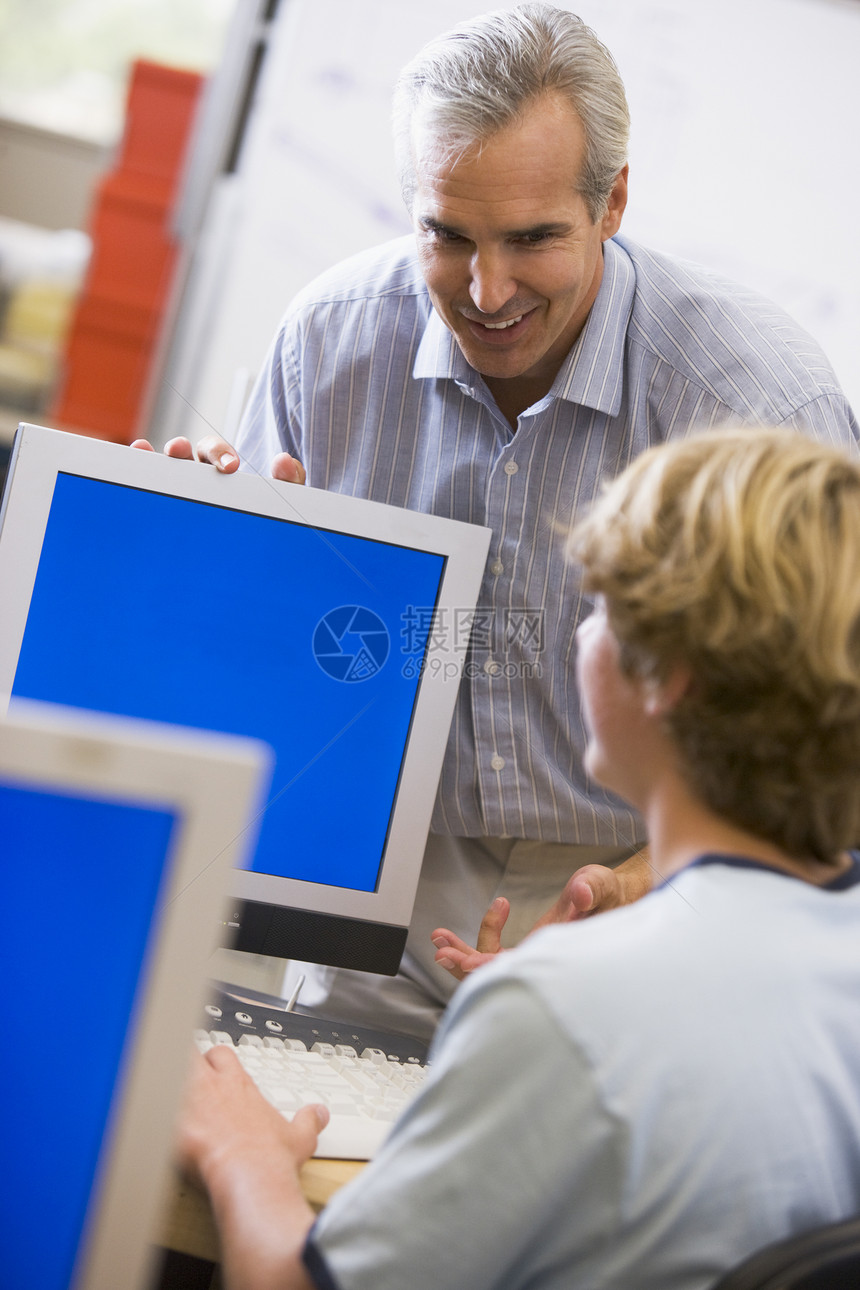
115;59;204;187
85;171;179;311
52;295;163;442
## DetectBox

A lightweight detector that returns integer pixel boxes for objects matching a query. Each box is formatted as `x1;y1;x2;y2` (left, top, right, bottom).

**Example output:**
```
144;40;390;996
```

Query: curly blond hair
569;428;860;863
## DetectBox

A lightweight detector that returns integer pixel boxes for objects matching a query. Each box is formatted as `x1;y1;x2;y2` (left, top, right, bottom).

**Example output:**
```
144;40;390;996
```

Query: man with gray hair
138;3;858;1040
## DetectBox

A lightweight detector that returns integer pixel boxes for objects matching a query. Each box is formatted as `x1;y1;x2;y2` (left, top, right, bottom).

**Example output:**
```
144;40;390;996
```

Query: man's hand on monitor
432;849;654;981
269;451;306;483
130;436;306;484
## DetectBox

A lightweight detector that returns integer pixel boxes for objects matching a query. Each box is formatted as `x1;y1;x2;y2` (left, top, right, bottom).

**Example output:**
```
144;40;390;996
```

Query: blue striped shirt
236;233;859;846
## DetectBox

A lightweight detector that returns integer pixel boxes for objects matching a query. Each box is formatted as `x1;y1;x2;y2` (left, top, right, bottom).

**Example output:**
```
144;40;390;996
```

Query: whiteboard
154;0;860;445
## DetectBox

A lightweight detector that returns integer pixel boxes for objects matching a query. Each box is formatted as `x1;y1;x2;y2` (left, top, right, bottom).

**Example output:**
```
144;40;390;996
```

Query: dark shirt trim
688;850;860;890
302;1229;345;1290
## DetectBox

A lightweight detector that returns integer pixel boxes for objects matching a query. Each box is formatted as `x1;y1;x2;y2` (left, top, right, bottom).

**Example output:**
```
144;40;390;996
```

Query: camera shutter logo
312;605;390;681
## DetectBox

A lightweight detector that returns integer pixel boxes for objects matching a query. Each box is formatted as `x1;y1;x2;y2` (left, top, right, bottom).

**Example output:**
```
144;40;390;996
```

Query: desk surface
161;1159;364;1264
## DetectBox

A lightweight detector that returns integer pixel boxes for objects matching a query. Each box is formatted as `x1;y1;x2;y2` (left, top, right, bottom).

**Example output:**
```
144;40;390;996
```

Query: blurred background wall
1;0;858;463
0;0;232;450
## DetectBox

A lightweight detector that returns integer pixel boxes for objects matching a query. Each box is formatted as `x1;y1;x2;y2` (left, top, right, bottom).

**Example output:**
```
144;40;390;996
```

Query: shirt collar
413;305;472;383
688;850;860;891
411;237;635;417
553;236;634;416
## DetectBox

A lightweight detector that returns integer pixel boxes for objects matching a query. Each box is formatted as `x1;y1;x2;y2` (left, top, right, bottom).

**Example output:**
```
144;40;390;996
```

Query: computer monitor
0;699;269;1290
0;423;491;975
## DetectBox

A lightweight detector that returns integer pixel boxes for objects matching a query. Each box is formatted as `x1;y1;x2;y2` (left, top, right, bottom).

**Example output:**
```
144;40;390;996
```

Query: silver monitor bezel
0;423;491;956
0;698;268;1290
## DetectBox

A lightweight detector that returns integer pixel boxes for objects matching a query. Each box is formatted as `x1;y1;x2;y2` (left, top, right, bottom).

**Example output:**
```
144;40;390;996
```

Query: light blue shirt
306;856;860;1290
237;234;859;846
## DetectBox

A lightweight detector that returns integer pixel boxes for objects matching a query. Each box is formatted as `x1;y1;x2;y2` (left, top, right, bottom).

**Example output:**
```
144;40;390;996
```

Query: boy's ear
643;664;691;717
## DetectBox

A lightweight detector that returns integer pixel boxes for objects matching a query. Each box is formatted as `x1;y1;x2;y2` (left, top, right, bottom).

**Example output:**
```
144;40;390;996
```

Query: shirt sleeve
234;310;304;475
304;969;624;1290
778;392;860;452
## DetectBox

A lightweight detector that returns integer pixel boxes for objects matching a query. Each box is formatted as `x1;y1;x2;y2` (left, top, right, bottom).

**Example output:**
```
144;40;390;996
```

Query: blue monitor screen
12;473;447;893
0;780;177;1290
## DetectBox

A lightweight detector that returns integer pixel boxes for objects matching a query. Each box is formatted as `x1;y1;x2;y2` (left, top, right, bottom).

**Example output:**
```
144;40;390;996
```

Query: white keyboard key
313;1113;394;1160
360;1047;388;1065
269;1089;302;1113
258;1049;287;1068
315;1089;361;1115
364;1097;400;1122
296;1087;332;1108
238;1034;264;1048
209;1031;235;1046
380;1084;409;1104
236;1049;262;1071
335;1066;379;1094
355;1058;391;1080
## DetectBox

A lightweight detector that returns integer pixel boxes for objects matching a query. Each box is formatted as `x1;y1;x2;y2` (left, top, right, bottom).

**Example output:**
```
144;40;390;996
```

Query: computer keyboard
196;984;431;1161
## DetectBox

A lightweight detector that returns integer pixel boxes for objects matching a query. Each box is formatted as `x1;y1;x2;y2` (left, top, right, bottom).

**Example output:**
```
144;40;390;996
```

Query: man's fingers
568;873;597;916
434;862;645;987
530;867;617;934
163;434;241;471
161;436;197;460
432;928;472;957
189;435;241;471
431;898;510;981
568;865;624;918
432;944;498;981
129;434;241;471
271;452;306;484
431;928;477;981
131;435;300;484
475;896;509;953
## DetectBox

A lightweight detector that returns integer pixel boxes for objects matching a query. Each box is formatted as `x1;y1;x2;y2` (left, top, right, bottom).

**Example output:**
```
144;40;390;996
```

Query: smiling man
144;4;859;1041
411;91;627;424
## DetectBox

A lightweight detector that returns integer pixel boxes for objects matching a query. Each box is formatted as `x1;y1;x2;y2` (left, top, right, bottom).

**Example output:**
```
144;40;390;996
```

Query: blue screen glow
12;473;447;892
0;781;177;1290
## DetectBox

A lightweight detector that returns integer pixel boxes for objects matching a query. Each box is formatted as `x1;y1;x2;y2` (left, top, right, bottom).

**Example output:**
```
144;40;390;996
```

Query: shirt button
503;461;519;476
490;754;506;771
483;658;500;676
490;559;504;576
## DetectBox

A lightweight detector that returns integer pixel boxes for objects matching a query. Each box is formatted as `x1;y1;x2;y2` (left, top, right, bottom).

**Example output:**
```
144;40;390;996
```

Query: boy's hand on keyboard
177;1044;328;1197
177;1046;327;1290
